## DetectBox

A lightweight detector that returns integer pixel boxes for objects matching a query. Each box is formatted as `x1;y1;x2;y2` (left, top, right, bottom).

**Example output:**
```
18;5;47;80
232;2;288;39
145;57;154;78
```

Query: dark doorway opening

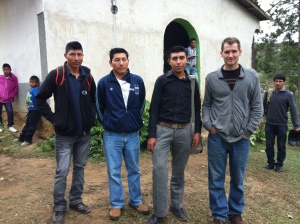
163;21;190;73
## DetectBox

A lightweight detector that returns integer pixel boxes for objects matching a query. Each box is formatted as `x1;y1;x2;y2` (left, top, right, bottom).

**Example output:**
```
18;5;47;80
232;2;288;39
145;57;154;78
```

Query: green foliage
250;119;266;146
139;100;150;146
37;135;55;152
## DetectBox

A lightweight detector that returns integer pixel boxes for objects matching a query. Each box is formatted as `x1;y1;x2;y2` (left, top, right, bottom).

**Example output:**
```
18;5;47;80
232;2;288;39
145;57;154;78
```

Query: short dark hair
221;37;241;51
168;46;187;59
109;48;129;61
65;41;83;54
273;74;286;81
2;63;11;70
30;75;40;83
190;38;196;42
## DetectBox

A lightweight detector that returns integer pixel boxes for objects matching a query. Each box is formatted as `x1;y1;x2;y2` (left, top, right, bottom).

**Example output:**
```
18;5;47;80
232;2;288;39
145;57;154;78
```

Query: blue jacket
96;69;145;133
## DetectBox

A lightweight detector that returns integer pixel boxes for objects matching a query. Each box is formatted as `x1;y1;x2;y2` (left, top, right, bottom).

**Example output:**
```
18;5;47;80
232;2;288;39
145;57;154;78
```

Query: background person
95;48;149;221
36;41;96;224
185;38;198;82
202;37;263;224
263;74;300;172
0;63;18;133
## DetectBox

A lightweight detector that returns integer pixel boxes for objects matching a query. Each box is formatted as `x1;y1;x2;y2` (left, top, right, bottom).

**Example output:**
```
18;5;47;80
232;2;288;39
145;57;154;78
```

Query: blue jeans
208;134;250;221
103;130;142;208
0;102;14;127
185;64;198;82
265;123;287;167
53;134;90;212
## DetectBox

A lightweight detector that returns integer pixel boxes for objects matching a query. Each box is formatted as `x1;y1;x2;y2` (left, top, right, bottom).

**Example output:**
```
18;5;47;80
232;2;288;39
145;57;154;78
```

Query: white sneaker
0;128;3;133
21;141;30;147
13;138;21;142
8;126;17;133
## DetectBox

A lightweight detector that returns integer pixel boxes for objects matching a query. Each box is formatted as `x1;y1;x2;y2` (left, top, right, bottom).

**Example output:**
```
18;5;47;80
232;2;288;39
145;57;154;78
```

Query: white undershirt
117;79;130;108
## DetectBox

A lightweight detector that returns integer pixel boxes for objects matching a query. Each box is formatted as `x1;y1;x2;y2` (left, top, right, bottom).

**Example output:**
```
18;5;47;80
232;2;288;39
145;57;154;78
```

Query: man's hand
294;128;300;132
209;127;217;134
192;133;201;149
147;138;157;153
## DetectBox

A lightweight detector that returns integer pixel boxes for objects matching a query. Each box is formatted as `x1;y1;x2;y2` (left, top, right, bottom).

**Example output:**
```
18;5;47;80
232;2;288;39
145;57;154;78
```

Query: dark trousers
0;102;14;127
265;123;288;167
19;110;40;143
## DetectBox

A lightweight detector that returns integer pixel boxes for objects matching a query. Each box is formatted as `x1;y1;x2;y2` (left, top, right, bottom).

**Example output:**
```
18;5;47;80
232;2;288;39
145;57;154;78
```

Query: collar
166;70;189;80
218;64;244;79
65;63;86;77
108;69;131;83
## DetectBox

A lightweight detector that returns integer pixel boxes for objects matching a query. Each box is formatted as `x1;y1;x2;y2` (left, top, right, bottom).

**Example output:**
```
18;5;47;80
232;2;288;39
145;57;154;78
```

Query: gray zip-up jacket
202;65;263;143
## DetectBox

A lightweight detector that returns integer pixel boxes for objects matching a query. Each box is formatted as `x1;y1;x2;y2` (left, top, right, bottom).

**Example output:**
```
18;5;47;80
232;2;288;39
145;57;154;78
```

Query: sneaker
110;208;121;221
264;164;275;170
0;128;3;133
170;206;188;221
69;202;90;214
13;138;21;142
52;211;64;224
213;219;225;224
276;166;283;172
21;141;31;147
229;215;245;224
8;126;17;132
147;214;164;224
128;202;150;215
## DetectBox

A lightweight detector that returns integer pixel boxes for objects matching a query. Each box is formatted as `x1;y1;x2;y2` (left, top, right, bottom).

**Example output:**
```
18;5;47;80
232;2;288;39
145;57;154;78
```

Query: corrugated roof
235;0;271;21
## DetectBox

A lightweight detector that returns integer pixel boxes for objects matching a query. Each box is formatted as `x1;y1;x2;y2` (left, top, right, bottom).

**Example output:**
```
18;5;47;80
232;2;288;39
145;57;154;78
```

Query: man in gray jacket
202;37;263;224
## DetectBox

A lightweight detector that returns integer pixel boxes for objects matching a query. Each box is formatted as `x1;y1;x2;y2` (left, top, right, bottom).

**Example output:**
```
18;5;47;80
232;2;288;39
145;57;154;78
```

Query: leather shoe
170;206;187;221
229;215;245;224
147;214;163;224
265;164;275;170
52;211;64;224
212;219;225;224
276;166;283;172
69;202;90;214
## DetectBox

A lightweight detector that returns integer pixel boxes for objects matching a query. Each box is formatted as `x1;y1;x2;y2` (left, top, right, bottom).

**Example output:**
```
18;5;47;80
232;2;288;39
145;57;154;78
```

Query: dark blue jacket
96;69;145;133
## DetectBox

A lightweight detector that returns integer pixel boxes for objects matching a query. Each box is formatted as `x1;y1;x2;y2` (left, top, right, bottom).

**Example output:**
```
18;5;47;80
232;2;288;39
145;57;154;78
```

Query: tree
256;0;300;109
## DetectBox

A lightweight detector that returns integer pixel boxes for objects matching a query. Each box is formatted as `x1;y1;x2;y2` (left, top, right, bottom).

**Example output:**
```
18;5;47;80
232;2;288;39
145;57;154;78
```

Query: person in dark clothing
36;41;96;224
147;46;202;224
264;74;300;172
13;76;40;146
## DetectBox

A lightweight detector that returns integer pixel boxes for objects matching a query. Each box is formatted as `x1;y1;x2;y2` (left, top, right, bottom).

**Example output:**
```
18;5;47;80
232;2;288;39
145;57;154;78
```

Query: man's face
109;53;129;76
2;67;11;77
220;43;242;68
64;49;84;69
274;79;285;91
168;52;187;73
190;40;196;48
30;80;38;88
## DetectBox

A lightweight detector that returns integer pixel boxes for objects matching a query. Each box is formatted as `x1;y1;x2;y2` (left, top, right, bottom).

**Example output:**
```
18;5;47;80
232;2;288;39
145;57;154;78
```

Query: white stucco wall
43;0;260;100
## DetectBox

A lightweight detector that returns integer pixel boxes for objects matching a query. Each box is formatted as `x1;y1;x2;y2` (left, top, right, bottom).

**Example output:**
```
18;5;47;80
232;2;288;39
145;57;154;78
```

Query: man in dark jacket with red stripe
36;41;96;224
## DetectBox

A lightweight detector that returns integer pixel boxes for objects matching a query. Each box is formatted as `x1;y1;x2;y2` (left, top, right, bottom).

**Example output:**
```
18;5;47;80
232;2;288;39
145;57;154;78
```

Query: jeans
53;134;90;212
152;124;192;217
185;64;198;82
208;133;250;221
0;102;14;127
103;130;142;208
19;110;40;143
265;123;288;167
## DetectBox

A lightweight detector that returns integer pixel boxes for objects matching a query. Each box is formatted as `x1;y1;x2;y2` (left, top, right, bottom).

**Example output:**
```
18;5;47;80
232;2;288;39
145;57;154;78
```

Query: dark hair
190;38;196;42
221;37;241;51
273;74;286;81
109;48;129;61
2;63;11;70
65;41;83;54
168;46;187;59
30;75;40;83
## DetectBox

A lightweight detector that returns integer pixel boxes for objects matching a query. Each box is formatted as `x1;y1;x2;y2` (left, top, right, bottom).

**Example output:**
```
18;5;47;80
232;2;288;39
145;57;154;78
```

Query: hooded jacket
0;73;18;103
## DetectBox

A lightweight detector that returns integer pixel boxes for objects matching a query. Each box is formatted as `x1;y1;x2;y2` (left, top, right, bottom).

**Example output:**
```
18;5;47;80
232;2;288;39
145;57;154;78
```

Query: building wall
1;0;260;112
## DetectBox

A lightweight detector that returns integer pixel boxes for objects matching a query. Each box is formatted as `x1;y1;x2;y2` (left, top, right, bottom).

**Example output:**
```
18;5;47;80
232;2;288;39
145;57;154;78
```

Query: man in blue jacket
36;41;96;224
202;37;263;224
96;48;149;221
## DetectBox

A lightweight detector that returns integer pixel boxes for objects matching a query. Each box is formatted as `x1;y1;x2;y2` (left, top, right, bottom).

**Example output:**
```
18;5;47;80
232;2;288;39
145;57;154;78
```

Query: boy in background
13;76;40;146
0;63;18;133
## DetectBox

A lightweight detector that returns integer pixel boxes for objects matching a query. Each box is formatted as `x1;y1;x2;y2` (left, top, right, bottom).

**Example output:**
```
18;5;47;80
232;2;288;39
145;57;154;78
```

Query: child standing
13;76;40;146
0;63;19;133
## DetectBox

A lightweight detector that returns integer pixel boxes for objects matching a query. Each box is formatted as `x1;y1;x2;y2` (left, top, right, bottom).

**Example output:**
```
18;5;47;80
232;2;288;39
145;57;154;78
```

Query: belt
158;122;190;129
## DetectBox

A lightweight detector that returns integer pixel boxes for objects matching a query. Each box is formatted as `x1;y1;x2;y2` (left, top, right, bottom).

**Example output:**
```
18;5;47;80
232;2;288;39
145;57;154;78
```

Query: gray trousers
152;124;192;217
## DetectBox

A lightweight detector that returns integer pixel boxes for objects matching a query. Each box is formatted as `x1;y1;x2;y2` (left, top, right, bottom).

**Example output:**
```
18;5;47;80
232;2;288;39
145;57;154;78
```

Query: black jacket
36;63;96;136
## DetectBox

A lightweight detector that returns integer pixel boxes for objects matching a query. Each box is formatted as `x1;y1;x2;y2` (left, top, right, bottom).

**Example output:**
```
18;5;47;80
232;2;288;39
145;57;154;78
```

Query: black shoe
276;166;283;172
52;211;64;224
265;164;275;170
69;202;90;214
170;206;187;222
147;214;163;224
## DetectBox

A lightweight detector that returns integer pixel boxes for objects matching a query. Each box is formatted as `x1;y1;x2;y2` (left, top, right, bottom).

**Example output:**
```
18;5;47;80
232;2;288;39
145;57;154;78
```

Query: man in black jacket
36;41;96;224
